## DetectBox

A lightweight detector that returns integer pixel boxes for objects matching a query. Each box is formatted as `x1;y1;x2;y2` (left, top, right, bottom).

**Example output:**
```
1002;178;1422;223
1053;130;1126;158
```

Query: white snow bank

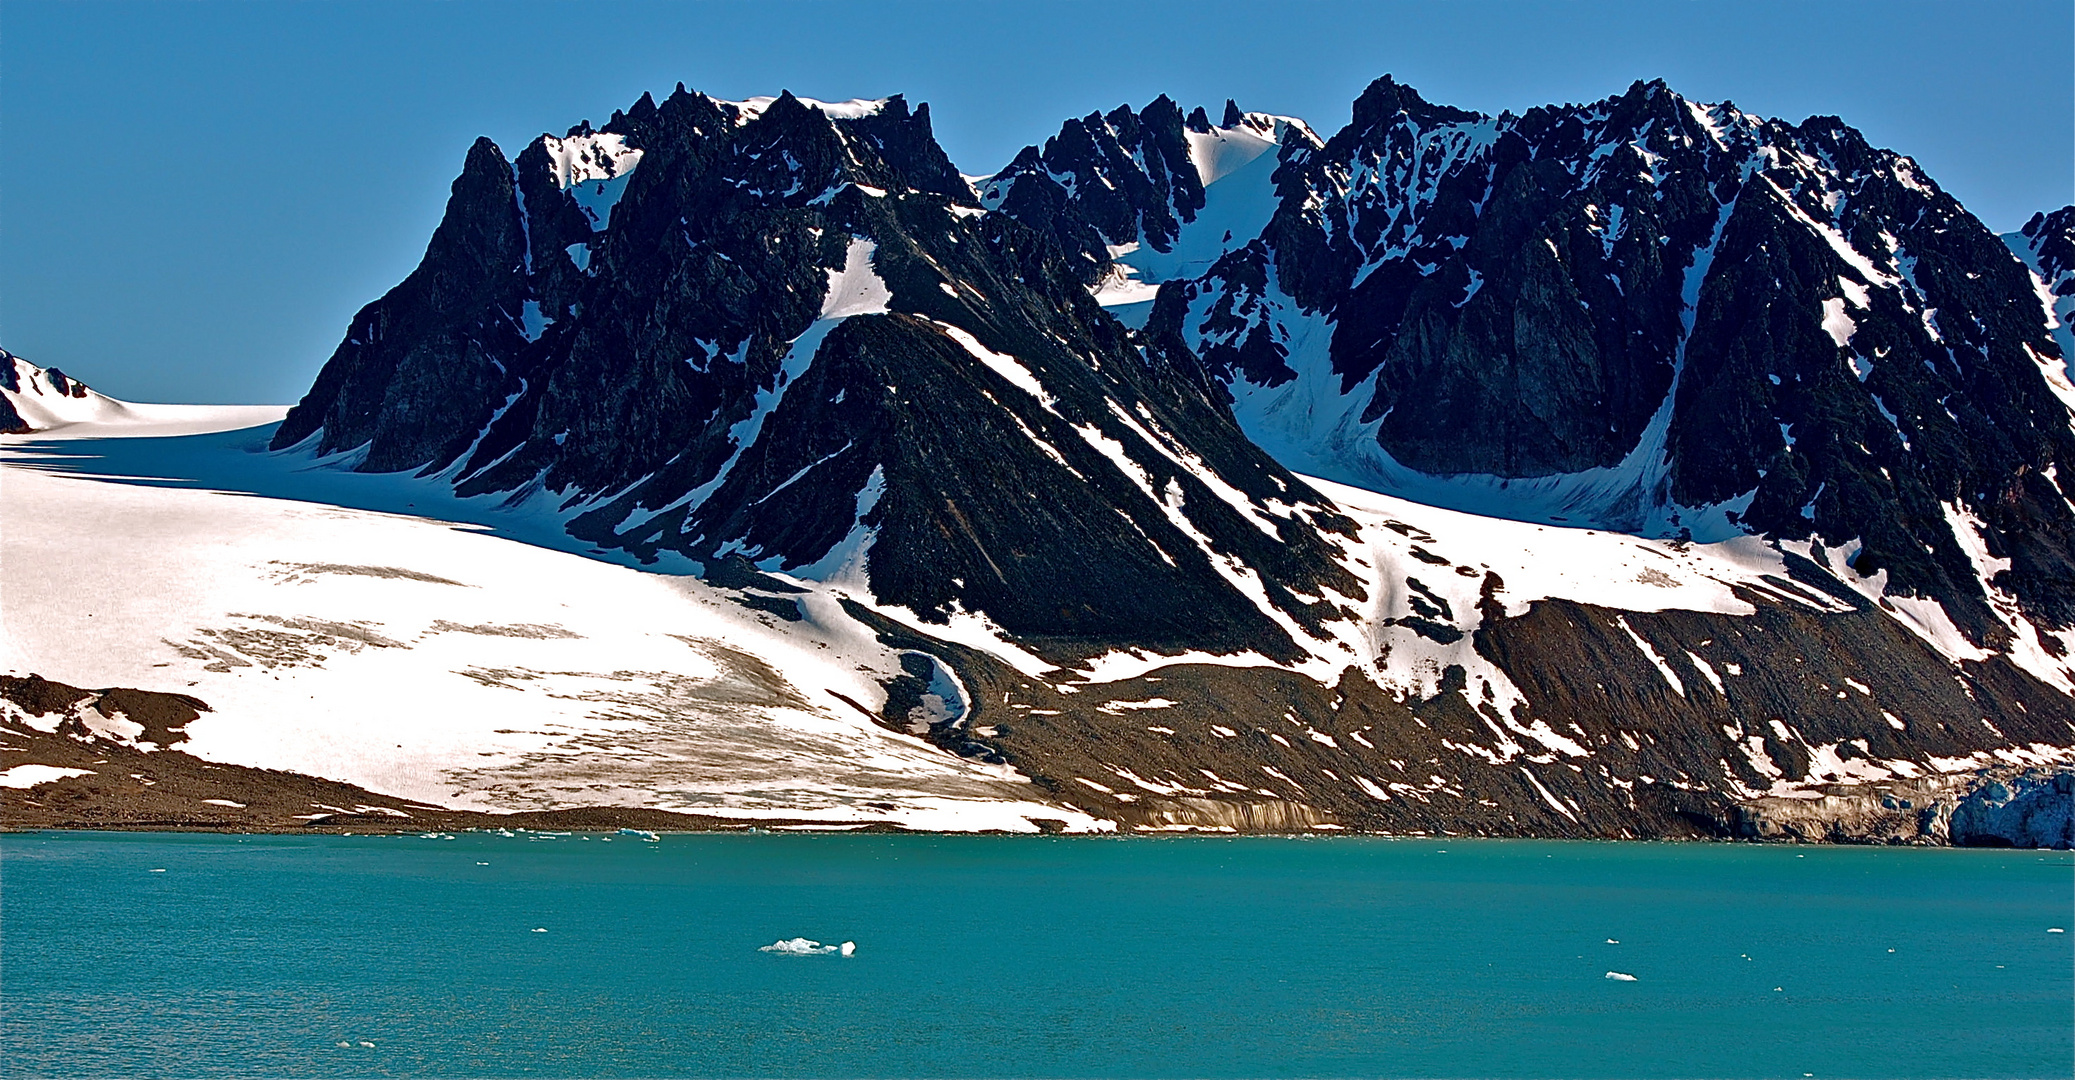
0;764;94;789
931;320;1055;410
537;131;643;231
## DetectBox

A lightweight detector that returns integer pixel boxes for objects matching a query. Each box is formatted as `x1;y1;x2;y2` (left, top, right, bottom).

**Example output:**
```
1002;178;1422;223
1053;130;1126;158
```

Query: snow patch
0;764;93;789
821;238;891;319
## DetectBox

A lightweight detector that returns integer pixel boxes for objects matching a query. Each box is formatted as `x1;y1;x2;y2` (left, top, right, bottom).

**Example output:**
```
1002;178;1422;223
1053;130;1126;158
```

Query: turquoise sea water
1;832;2068;1079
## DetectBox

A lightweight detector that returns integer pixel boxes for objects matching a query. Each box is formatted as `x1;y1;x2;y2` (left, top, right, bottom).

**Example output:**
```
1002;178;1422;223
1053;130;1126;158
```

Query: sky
3;0;2070;405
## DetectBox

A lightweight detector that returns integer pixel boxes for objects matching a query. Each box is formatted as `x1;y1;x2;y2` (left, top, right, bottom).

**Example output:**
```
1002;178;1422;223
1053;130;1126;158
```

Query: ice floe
759;937;855;956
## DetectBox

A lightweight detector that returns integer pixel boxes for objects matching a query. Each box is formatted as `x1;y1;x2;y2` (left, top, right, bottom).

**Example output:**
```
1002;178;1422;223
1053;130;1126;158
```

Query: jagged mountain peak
983;97;1321;301
1346;73;1483;131
2006;205;2075;419
271;81;1370;674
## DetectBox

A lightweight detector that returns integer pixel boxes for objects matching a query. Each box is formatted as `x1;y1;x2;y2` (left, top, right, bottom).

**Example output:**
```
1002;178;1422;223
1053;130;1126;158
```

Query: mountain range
6;76;2072;845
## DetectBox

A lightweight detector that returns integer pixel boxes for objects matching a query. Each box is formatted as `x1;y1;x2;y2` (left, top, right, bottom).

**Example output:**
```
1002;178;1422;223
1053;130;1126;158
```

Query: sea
1;831;2068;1079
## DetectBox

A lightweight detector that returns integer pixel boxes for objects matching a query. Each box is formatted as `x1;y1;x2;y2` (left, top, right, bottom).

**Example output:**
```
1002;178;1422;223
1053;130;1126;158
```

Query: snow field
0;443;1104;832
2;355;285;438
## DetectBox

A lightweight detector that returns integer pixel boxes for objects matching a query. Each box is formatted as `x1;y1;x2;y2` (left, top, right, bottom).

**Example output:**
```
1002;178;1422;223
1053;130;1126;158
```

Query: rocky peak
980;95;1210;282
2017;206;2075;288
1345;74;1480;133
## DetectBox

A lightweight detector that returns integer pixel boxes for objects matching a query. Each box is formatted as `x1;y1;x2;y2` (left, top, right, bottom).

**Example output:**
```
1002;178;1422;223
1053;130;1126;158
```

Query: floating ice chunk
760;937;843;955
2051;927;2066;933
1606;938;1619;944
1605;971;1638;981
617;828;660;842
532;928;547;933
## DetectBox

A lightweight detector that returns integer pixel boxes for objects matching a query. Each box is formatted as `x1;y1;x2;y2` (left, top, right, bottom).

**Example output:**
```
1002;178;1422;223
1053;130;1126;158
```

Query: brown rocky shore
6;674;2066;845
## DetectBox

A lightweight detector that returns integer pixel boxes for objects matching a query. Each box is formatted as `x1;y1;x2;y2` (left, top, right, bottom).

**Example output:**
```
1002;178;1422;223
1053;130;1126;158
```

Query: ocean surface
1;832;2068;1079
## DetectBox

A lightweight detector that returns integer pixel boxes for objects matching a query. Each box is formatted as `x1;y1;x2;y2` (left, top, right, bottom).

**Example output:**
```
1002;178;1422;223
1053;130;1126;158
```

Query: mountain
16;78;2073;843
1;348;287;437
3;349;123;433
1124;79;2075;676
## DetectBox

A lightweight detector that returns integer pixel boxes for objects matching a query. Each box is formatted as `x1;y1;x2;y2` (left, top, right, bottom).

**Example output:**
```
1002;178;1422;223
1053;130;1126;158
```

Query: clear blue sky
4;0;2069;404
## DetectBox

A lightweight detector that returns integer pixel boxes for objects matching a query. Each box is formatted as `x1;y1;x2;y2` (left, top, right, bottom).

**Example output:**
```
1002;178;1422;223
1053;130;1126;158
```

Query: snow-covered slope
11;412;2068;839
0;427;1104;833
985;99;1321;317
0;350;284;437
1098;111;1318;315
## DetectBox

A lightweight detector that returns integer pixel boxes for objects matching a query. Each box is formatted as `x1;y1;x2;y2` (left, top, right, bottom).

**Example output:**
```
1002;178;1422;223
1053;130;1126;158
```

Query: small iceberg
760;937;856;956
618;828;660;842
1604;971;1637;981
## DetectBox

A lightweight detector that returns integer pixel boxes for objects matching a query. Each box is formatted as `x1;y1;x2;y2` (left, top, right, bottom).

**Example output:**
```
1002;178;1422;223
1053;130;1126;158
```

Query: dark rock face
0;350;29;434
0;674;207;749
271;137;530;472
0;348;96;432
2016;207;2075;289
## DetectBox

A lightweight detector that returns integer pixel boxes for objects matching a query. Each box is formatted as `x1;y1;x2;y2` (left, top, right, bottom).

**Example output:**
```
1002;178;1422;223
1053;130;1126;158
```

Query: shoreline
9;675;2070;848
5;810;2063;846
